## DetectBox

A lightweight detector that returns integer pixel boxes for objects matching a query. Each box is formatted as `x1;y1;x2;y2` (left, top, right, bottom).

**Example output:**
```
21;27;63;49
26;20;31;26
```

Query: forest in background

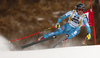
0;0;99;50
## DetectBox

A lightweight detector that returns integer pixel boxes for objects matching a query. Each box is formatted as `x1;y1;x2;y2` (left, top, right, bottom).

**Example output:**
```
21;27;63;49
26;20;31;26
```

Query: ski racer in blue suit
38;3;91;41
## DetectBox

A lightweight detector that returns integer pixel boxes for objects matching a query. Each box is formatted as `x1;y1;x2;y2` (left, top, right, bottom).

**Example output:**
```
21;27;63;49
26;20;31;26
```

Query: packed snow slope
0;35;15;51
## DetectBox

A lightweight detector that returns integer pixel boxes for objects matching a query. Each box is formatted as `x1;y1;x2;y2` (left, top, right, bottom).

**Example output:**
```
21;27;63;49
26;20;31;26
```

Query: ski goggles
78;9;84;11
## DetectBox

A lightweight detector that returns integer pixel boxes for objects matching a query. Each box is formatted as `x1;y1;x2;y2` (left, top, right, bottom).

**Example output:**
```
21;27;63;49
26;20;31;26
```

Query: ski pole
9;26;55;42
83;37;87;44
64;38;67;47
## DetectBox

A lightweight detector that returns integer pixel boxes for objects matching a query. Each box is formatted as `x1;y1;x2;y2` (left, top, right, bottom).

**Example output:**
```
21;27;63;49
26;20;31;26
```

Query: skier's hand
86;33;91;40
55;23;60;29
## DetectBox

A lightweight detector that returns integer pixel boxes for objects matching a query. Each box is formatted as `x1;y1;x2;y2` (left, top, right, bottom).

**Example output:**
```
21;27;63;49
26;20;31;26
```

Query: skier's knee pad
52;35;57;39
66;34;69;37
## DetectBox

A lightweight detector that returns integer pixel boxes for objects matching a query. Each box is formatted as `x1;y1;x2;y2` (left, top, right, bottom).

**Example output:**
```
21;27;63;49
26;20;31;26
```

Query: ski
21;36;55;49
52;35;68;48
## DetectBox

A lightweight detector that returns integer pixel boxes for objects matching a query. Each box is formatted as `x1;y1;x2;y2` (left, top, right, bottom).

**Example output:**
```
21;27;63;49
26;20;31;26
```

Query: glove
86;33;91;40
55;23;60;29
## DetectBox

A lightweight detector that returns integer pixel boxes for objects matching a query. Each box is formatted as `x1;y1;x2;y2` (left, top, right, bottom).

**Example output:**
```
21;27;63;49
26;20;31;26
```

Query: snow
0;35;15;51
53;11;66;15
53;11;66;18
22;44;49;51
0;45;100;58
53;15;58;18
37;18;44;21
53;11;60;15
53;11;60;18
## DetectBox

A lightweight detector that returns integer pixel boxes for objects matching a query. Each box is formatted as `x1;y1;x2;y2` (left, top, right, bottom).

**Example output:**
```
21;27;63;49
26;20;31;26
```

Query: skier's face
77;9;84;15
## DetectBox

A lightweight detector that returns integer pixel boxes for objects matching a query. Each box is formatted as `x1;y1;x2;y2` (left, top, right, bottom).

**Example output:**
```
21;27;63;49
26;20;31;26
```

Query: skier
38;3;91;42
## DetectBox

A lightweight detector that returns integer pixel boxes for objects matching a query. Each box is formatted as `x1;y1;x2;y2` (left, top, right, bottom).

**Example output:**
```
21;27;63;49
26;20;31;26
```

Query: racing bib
71;16;79;24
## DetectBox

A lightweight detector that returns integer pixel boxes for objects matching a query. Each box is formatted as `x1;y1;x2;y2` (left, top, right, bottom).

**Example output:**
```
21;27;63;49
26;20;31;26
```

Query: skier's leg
61;23;75;42
67;27;80;39
43;24;66;39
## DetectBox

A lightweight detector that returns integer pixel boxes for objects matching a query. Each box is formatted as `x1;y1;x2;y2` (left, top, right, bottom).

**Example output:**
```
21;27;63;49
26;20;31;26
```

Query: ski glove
55;23;60;29
86;33;91;40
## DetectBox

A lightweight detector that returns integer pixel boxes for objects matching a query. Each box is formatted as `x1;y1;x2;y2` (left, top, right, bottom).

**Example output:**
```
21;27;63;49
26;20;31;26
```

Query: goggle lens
78;9;84;11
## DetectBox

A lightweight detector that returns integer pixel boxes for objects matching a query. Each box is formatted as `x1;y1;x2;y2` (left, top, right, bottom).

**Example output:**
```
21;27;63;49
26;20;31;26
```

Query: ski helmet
76;3;85;12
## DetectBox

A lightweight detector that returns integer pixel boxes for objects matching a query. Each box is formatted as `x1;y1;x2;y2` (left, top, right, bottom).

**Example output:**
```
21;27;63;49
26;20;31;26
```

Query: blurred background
0;0;99;51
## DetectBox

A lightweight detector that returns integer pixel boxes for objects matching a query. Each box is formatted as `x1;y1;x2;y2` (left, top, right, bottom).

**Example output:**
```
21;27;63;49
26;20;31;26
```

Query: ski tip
9;41;11;43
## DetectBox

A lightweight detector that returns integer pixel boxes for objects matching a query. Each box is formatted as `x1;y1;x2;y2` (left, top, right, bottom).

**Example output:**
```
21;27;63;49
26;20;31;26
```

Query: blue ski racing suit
43;10;91;39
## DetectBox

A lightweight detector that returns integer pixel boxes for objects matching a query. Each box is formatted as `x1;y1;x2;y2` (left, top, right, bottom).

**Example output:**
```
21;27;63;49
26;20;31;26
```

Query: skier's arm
57;11;73;24
83;17;91;34
83;16;91;40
